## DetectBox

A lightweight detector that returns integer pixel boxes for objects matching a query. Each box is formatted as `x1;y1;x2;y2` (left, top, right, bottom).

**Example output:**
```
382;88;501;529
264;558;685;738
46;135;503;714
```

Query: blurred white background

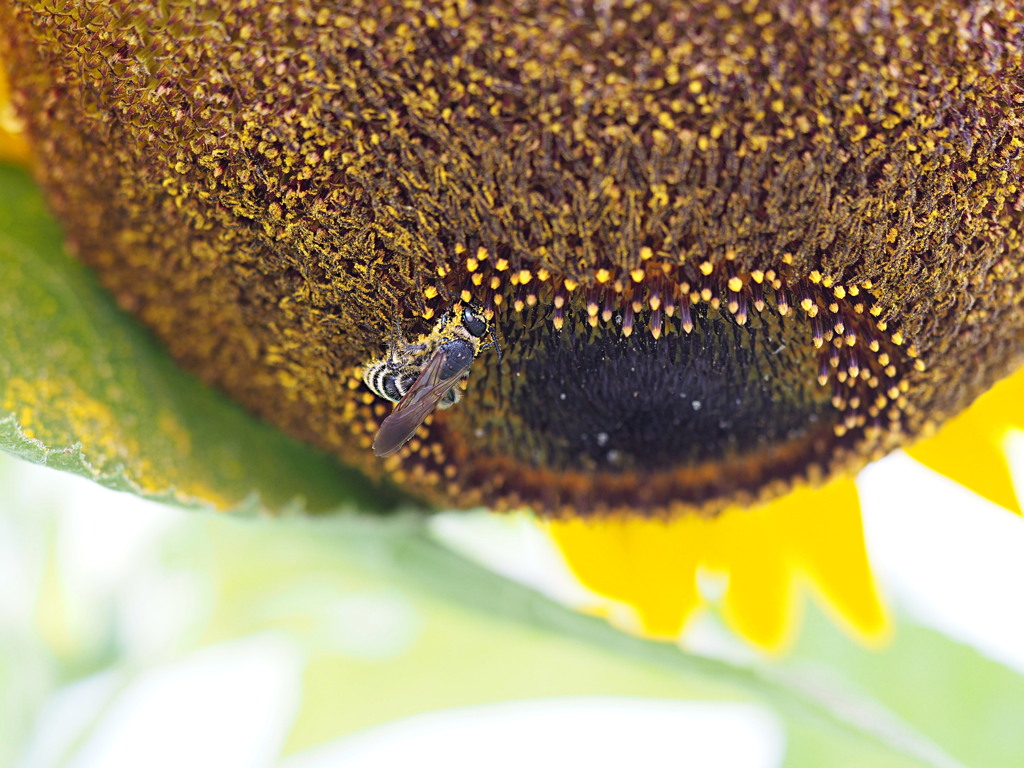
3;442;1024;768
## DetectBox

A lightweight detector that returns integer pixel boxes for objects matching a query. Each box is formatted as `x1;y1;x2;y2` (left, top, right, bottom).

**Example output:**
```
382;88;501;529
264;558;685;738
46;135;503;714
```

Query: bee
363;302;499;458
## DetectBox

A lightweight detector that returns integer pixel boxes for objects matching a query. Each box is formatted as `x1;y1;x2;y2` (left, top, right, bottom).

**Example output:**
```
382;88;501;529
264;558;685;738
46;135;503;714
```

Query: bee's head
461;304;489;339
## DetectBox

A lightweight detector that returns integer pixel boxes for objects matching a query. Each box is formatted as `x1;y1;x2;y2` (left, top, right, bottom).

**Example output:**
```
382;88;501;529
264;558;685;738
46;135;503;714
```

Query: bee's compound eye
462;308;487;338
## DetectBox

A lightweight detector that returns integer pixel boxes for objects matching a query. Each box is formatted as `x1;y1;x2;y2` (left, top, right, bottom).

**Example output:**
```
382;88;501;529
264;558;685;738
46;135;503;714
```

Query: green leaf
0;163;989;768
786;604;1024;768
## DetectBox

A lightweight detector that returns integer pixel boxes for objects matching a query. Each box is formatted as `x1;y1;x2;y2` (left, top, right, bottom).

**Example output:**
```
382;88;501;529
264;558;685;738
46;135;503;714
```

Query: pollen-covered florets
1;0;1021;515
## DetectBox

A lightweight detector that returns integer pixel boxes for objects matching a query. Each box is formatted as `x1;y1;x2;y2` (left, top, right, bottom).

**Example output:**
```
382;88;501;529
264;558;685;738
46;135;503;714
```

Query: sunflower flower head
1;1;1022;648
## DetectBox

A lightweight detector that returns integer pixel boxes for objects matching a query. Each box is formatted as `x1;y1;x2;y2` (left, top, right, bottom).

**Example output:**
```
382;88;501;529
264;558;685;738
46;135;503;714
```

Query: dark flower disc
1;1;1021;516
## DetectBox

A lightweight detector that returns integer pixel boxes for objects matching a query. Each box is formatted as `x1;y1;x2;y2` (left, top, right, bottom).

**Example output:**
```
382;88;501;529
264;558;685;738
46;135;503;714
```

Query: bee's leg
437;386;462;409
480;333;502;361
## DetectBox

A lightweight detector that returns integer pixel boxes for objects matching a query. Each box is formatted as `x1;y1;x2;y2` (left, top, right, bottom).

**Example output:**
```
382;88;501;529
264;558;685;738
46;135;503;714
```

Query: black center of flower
501;303;833;473
355;259;916;516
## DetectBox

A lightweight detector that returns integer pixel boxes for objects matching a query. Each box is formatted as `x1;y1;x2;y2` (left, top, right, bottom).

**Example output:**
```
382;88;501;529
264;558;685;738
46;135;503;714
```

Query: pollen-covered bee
362;303;499;458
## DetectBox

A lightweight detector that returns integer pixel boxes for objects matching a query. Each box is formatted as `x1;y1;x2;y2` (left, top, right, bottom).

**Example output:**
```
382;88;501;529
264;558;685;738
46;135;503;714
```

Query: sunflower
0;1;1021;653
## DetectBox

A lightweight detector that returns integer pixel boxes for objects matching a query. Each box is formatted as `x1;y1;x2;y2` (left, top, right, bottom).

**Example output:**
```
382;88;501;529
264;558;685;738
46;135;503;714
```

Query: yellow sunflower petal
756;478;889;648
547;476;888;652
906;368;1024;515
717;541;796;653
0;62;32;166
545;516;704;639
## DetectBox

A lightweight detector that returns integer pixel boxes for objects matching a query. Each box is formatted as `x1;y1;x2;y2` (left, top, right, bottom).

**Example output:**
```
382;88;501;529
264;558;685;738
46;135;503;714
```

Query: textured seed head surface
2;1;1022;516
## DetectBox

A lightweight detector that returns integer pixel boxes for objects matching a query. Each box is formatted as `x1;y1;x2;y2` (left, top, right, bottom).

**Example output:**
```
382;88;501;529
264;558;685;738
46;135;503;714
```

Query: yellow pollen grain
699;261;714;276
422;307;435;320
465;257;479;271
728;276;743;292
423;285;438;299
564;279;578;291
596;268;612;283
537;268;550;281
834;286;847;299
476;246;489;260
751;270;764;283
639;246;654;260
495;258;510;271
461;289;472;302
518;269;532;284
489;276;501;290
631;268;645;283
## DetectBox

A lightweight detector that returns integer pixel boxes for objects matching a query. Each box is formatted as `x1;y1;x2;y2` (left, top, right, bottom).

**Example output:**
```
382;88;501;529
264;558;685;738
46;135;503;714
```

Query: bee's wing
372;348;467;458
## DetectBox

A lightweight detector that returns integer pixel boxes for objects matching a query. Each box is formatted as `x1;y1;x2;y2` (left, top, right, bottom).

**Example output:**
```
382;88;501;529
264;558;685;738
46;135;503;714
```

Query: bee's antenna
385;302;404;366
489;324;502;362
